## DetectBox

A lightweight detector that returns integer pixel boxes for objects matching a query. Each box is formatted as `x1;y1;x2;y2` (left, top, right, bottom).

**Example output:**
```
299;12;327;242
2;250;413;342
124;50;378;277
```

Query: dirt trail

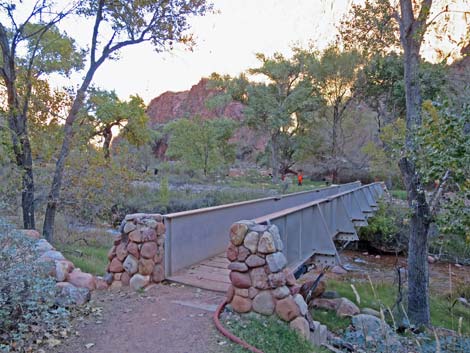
52;283;228;353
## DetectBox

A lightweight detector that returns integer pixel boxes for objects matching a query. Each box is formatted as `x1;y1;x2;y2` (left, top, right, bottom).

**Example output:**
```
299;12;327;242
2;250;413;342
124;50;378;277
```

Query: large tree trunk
103;126;112;159
398;0;433;327
43;87;89;242
5;78;36;229
331;104;340;183
270;133;280;183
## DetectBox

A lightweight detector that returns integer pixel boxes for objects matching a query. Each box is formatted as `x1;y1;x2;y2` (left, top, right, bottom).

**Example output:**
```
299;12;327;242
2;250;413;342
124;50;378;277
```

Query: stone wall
106;213;165;290
225;221;314;341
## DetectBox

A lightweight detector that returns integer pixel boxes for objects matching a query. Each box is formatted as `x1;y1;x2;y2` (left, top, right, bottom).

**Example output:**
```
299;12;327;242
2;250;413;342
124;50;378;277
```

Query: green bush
358;200;409;252
0;220;70;352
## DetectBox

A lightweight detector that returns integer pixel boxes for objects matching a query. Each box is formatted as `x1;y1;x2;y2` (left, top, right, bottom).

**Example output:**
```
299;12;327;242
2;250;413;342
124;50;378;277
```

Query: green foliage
159;175;170;205
83;89;151;158
221;312;320;353
62;146;136;222
358;200;409;251
414;101;470;256
0;221;71;351
165;116;236;176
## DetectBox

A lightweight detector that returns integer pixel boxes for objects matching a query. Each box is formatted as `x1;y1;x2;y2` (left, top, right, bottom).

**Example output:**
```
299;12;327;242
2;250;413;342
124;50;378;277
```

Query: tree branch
429;169;451;216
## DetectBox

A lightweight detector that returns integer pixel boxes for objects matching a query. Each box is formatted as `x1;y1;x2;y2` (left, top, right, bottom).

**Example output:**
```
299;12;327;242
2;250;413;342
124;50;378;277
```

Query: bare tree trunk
43;87;89;242
270;133;280;183
103;126;112;159
398;0;433;327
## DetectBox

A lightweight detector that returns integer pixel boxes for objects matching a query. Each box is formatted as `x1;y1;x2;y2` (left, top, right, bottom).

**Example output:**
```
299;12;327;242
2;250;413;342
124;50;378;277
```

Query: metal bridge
164;181;385;292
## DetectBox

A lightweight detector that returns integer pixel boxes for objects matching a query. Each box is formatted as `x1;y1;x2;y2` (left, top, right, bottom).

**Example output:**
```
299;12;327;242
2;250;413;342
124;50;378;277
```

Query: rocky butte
146;78;266;159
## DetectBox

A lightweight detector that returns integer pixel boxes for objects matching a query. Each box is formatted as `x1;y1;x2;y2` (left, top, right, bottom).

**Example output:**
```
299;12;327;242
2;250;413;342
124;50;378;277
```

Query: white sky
14;0;470;103
61;0;359;103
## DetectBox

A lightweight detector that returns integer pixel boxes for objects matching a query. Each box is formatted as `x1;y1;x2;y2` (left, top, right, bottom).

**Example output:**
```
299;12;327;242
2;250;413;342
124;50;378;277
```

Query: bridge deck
167;253;230;292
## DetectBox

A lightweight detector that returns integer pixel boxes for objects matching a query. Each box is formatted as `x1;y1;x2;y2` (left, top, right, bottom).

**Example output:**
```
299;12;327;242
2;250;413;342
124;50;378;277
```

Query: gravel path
52;283;229;353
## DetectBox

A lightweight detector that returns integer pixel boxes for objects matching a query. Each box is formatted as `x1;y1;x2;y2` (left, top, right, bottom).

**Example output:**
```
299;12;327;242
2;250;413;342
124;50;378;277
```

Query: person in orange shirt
297;170;303;186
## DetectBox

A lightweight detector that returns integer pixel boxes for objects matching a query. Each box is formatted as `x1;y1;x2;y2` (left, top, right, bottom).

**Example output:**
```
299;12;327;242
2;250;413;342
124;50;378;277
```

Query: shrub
0;220;70;352
358;200;409;252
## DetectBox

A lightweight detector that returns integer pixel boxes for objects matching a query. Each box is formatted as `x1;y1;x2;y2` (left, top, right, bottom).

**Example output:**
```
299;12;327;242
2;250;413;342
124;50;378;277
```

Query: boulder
95;277;109;290
141;242;158;259
290;317;310;339
115;243;128;261
268;271;286;288
268;225;283;251
361;307;381;318
109;257;124;273
127;242;140;258
155;222;166;236
237;246;250;261
226;243;238;261
230;223;248;246
266;252;287;273
121;272;131;286
243;231;260;253
248;287;259;299
257;232;276;254
230;271;251;288
129;229;144;243
294;294;308;316
311;298;341;311
142;227;157;241
153;247;164;264
35;239;54;252
56;282;91;306
138;258;155;275
275;296;300;321
152;264;165;283
284;269;297;286
250;267;269;290
273;286;291;299
231;295;252;313
252;291;275;315
228;262;249;272
123;255;139;275
352;314;402;349
245;255;266;268
55;260;74;282
235;288;249;298
103;272;113;285
321;290;341;299
130;274;150;291
336;298;360;317
39;250;65;262
123;222;137;234
68;270;96;290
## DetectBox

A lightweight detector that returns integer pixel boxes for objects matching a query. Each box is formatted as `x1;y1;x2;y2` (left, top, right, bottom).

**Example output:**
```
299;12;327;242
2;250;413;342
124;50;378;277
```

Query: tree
341;0;469;326
164;116;236;176
211;52;320;182
0;1;83;228
304;44;362;183
43;0;212;241
84;89;150;159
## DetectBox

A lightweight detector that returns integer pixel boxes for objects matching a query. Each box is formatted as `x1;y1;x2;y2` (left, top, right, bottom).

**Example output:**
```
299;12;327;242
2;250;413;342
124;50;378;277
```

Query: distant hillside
146;78;266;159
146;78;244;125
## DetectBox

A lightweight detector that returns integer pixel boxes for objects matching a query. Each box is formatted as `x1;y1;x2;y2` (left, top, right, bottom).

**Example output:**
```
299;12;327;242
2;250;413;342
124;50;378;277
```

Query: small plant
0;220;71;352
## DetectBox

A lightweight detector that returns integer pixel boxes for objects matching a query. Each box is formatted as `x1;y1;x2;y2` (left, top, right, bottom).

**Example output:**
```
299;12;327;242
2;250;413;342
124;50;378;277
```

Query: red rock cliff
146;78;244;125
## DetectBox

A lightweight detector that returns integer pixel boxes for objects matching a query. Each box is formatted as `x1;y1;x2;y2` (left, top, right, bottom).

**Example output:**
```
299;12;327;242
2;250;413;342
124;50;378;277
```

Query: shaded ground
51;283;228;353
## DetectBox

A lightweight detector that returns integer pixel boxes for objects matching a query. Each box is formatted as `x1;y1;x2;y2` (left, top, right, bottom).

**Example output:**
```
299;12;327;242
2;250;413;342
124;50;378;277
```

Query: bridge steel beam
163;181;361;277
253;183;385;271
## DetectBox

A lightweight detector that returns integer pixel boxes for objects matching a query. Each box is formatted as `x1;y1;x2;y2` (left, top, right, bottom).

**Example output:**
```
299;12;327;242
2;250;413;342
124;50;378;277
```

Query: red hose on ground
213;298;265;353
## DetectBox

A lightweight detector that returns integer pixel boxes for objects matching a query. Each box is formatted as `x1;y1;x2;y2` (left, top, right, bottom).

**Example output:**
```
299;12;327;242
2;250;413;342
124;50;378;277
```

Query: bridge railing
163;181;362;277
252;182;385;271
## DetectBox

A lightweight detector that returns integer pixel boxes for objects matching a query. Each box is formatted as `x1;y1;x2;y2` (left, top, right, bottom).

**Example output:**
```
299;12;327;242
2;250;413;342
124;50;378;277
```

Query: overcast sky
16;0;470;103
58;0;359;102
